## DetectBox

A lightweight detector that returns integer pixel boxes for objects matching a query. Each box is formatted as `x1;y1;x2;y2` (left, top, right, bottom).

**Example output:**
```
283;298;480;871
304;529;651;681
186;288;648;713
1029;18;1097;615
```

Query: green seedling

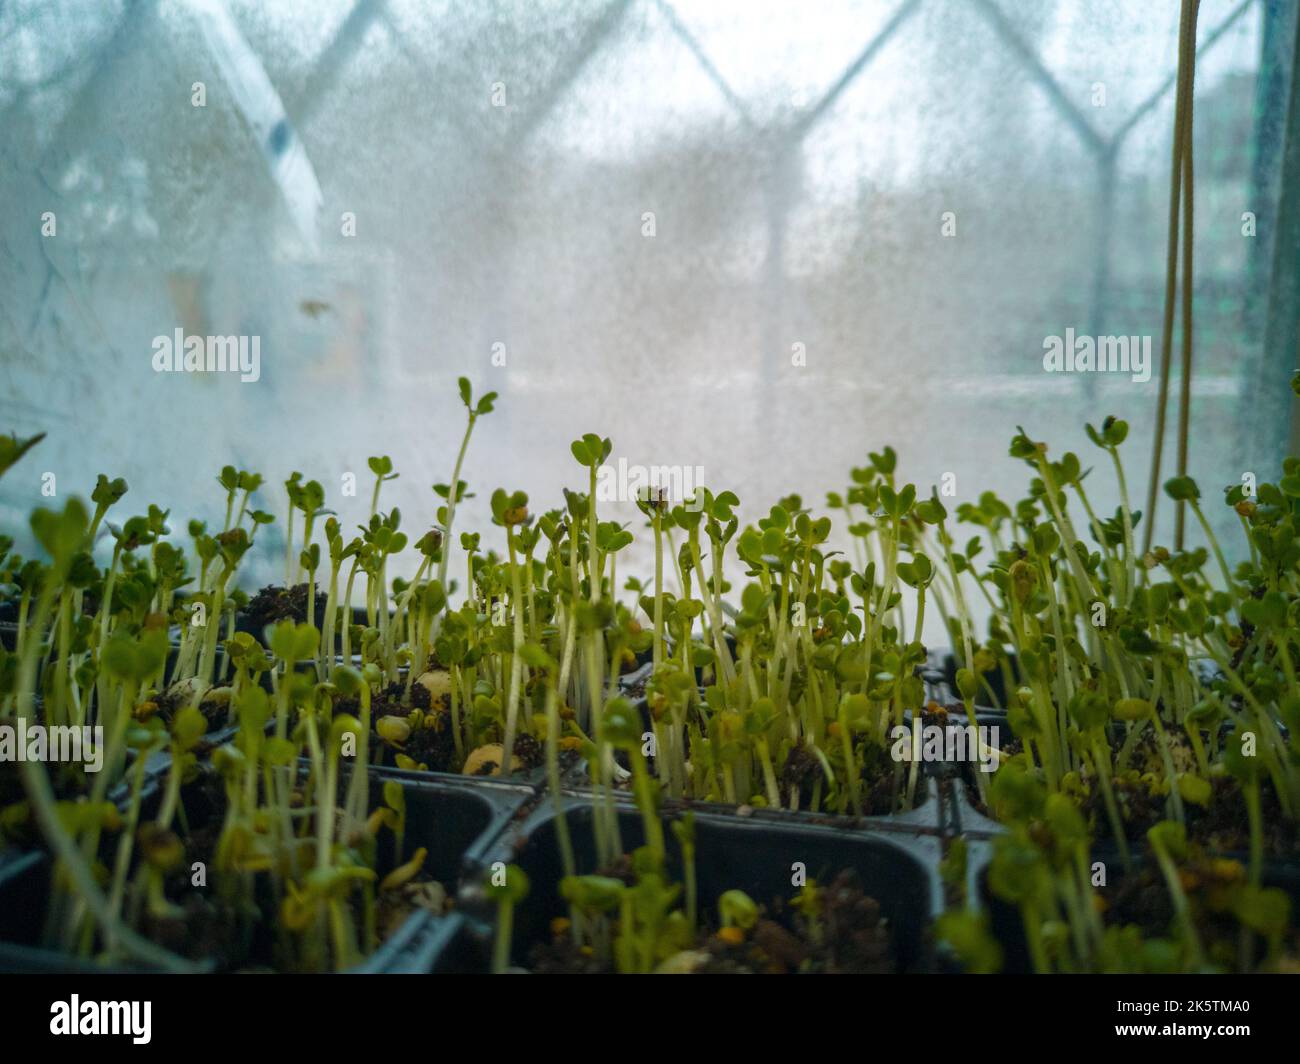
486;864;529;974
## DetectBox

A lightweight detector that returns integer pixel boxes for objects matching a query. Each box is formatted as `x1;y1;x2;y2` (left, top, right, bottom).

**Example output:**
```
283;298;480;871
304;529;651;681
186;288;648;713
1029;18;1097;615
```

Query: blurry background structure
1;0;1298;633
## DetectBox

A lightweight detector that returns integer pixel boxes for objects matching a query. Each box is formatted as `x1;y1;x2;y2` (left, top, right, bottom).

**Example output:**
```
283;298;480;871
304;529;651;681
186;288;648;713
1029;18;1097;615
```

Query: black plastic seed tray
0;766;531;973
438;791;944;973
348;771;535;972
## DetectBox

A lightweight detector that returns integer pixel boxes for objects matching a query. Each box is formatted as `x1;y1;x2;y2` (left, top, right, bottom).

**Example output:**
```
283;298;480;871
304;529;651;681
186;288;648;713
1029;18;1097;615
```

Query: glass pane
0;0;1293;613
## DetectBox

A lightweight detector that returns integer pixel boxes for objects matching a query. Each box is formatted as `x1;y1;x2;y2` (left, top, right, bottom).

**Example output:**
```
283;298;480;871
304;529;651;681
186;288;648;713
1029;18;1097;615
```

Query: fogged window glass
0;0;1292;630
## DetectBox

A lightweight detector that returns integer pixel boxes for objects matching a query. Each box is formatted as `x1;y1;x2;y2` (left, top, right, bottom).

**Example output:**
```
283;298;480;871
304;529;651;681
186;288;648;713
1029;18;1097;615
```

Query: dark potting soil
241;583;322;633
1104;847;1300;970
960;718;1296;856
1077;728;1294;856
393;709;459;776
406;680;433;711
621;673;650;701
1086;773;1296;857
778;739;917;816
778;742;822;800
153;682;231;731
527;869;893;974
336;681;546;777
510;734;545;770
396;721;460;773
333;681;458;772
